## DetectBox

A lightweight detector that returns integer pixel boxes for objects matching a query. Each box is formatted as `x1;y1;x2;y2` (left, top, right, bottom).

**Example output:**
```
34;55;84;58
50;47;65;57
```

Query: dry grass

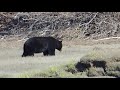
16;62;87;78
87;67;105;77
0;40;120;78
0;40;92;78
76;47;120;78
106;62;120;71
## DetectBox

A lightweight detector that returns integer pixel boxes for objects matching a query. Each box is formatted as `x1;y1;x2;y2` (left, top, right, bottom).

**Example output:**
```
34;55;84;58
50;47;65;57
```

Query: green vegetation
76;48;120;78
64;62;77;74
14;61;86;78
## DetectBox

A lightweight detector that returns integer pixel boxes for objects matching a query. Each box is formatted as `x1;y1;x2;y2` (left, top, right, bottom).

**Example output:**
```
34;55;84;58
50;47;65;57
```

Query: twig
79;12;98;26
94;37;120;41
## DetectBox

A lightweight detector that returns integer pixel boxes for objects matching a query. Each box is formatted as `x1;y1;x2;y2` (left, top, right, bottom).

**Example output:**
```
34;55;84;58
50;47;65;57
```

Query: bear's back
25;36;57;45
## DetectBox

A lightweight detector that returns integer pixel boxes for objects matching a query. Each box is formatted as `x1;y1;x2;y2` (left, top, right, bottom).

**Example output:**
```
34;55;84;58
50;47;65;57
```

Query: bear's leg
22;47;27;57
27;47;35;56
28;51;34;56
43;50;48;56
22;51;29;57
30;53;34;56
22;53;26;57
48;49;55;56
22;44;34;57
24;48;34;57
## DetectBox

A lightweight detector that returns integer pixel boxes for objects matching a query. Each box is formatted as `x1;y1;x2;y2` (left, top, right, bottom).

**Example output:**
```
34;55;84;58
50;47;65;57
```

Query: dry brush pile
1;12;120;40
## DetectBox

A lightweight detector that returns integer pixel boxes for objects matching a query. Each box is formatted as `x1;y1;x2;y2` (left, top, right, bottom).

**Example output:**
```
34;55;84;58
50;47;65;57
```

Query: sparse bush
106;71;120;78
106;62;120;71
33;64;78;78
87;67;105;77
75;50;107;72
75;49;120;77
30;67;61;78
64;63;77;74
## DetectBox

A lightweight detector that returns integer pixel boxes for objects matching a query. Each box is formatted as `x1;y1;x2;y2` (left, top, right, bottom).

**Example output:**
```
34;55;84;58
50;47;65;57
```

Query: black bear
22;36;62;57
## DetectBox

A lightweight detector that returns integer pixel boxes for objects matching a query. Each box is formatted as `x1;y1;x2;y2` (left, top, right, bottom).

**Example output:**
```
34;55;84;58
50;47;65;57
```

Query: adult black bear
22;37;62;57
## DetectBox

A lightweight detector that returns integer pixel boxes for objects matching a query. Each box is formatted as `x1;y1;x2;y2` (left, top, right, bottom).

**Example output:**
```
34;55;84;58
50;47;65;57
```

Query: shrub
75;49;120;78
64;63;77;74
87;67;105;77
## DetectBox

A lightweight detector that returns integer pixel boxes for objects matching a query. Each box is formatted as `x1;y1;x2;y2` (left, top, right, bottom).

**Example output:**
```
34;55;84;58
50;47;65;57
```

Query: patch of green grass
16;66;62;78
0;74;13;78
33;64;77;78
15;61;87;78
16;71;41;78
42;66;61;78
64;62;77;74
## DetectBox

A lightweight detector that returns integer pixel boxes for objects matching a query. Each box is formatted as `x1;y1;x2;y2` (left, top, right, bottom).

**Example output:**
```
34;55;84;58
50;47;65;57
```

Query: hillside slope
0;12;120;40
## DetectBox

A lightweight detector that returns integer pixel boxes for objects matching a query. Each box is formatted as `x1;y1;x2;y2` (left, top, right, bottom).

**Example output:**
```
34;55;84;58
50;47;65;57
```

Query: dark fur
22;37;62;57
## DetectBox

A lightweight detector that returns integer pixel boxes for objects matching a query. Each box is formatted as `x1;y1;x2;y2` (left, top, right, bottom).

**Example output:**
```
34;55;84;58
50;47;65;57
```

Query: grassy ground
0;40;92;78
0;39;120;78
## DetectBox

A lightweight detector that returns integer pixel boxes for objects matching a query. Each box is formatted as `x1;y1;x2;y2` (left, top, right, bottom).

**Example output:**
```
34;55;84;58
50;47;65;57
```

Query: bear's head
56;40;62;51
